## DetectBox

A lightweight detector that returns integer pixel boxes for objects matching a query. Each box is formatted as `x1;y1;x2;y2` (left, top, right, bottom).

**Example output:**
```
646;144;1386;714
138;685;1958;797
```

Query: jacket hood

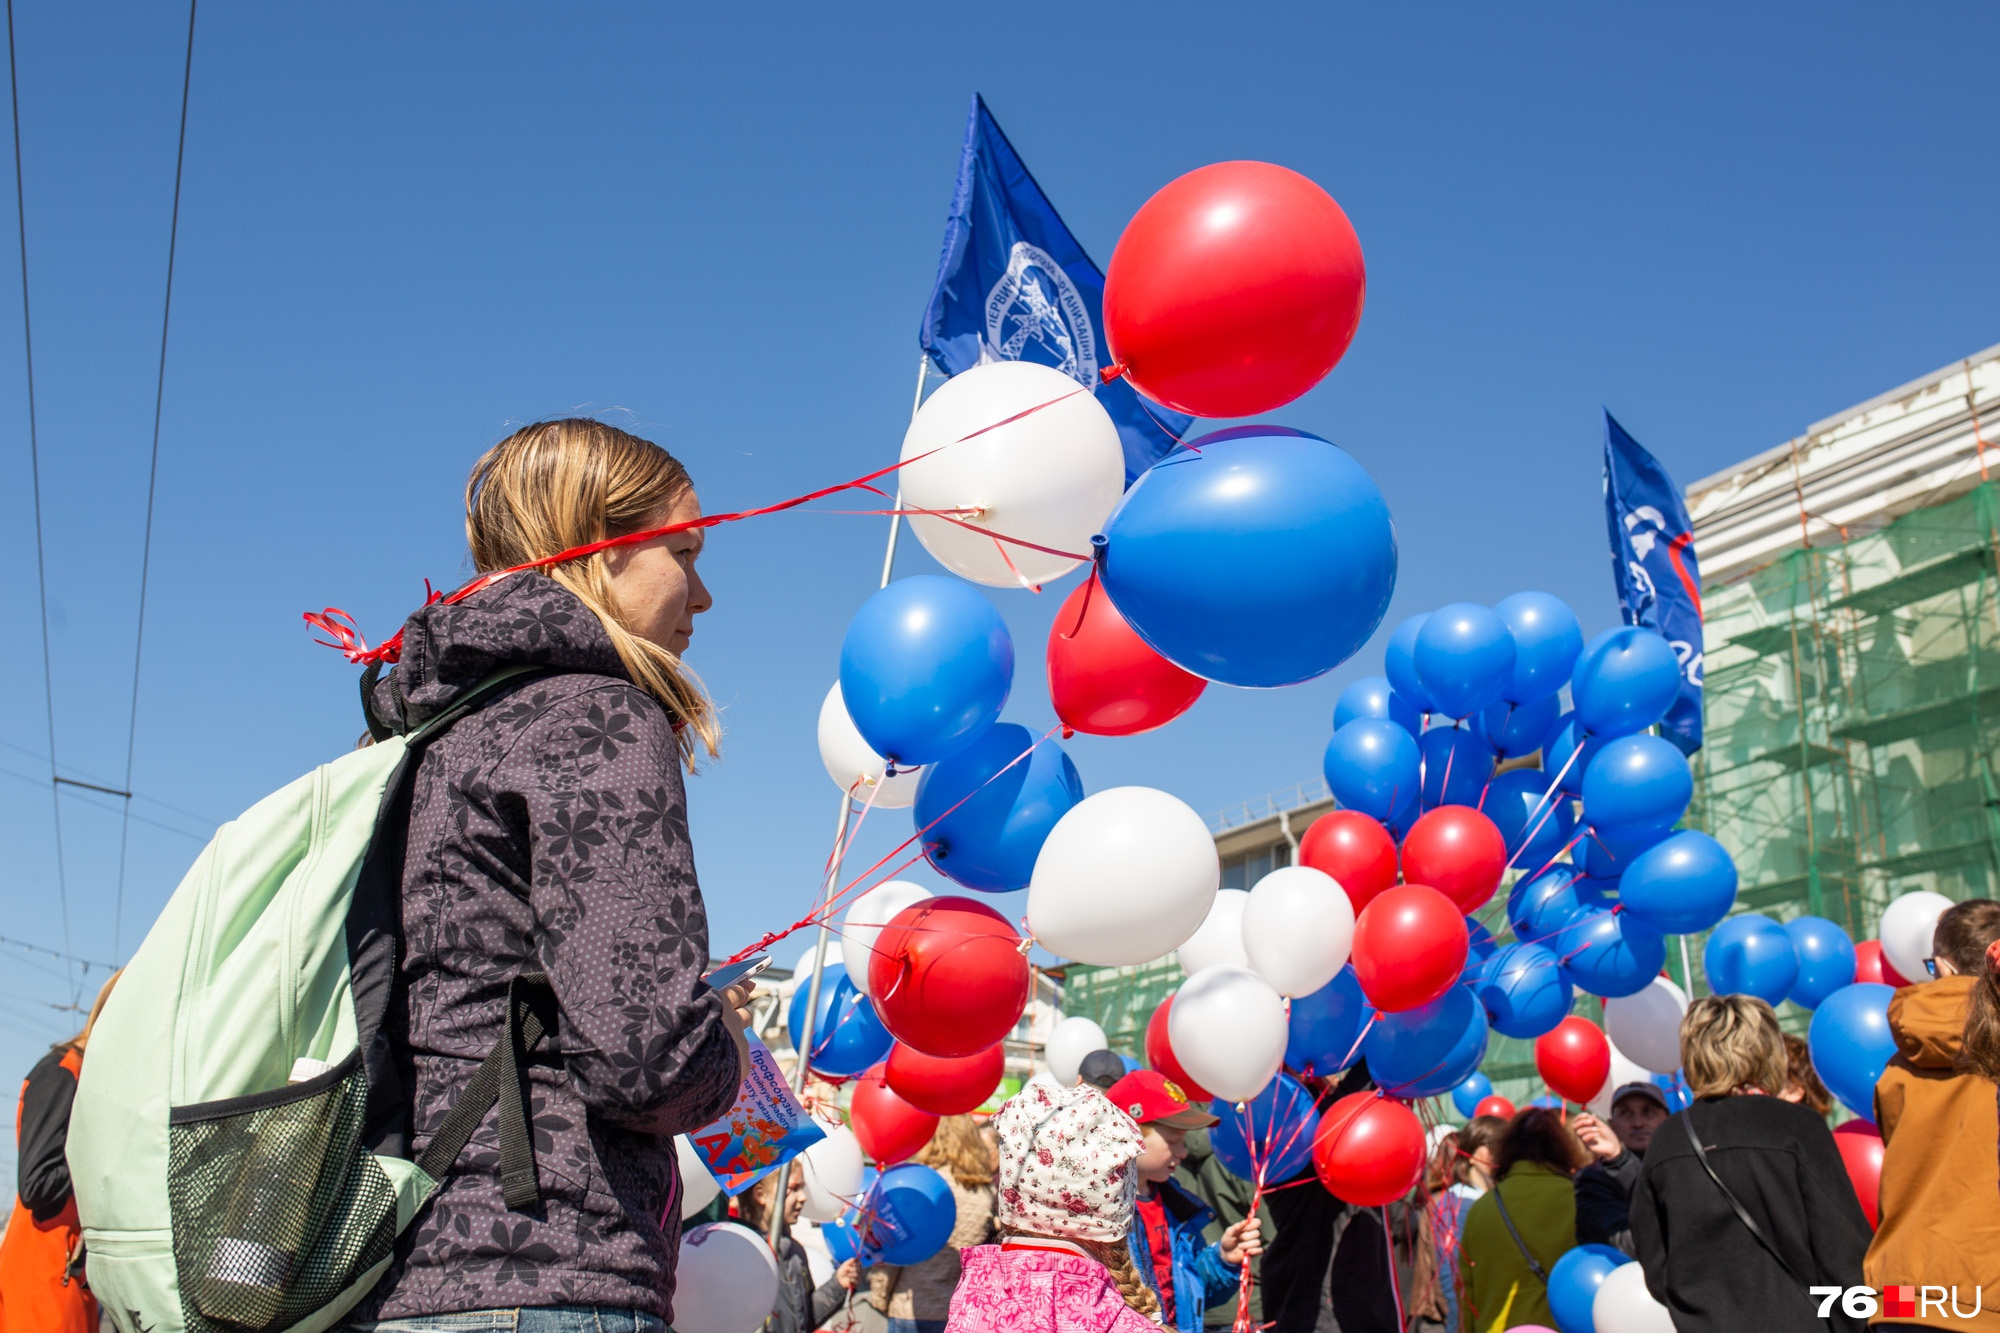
369;574;627;733
1889;975;1976;1070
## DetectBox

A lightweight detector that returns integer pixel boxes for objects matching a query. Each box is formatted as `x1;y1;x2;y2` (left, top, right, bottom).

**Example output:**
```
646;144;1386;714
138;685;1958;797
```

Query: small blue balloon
1333;675;1422;735
1619;831;1738;934
1450;1071;1494;1119
1528;1094;1562;1109
1581;733;1692;836
1571;626;1682;738
913;723;1083;892
1474;693;1561;759
1577;824;1666;880
1464;916;1502;988
1324;718;1421;823
1363;985;1489;1098
1119;1053;1141;1075
1419;724;1492;810
1547;1244;1632;1333
840;575;1013;765
1809;983;1896;1119
1287;966;1373;1075
1414;603;1517;719
1099;427;1399;688
1507;865;1613;946
1485;768;1577;873
1786;916;1859;1011
1556;909;1667;999
1651;1070;1692;1111
1384;614;1436;714
1544;712;1597;797
1210;1073;1318;1183
1704;914;1800;1005
1495;592;1585;706
867;1163;957;1264
1475;942;1576;1037
788;964;893;1078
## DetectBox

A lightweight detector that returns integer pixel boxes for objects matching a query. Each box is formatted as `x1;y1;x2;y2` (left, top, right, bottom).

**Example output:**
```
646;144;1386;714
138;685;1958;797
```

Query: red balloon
1104;161;1366;419
885;1041;1006;1117
1311;1092;1426;1206
1399;807;1507;914
1350;884;1469;1012
1048;573;1206;737
1854;940;1912;989
1535;1016;1612;1105
869;896;1031;1058
850;1063;939;1165
1473;1095;1516;1121
1832;1119;1884;1228
1299;811;1399;913
1144;996;1214;1102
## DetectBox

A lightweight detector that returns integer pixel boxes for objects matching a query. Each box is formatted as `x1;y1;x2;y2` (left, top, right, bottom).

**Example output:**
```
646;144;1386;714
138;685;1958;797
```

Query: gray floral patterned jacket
350;574;741;1322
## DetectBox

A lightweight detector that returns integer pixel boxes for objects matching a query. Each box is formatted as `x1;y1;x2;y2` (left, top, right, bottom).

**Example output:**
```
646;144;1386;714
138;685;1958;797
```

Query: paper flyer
686;1035;826;1195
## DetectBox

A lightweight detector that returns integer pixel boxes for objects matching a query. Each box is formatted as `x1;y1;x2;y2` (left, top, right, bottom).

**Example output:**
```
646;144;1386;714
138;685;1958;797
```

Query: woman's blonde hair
466;419;718;767
61;970;123;1053
916;1114;996;1190
1681;993;1787;1098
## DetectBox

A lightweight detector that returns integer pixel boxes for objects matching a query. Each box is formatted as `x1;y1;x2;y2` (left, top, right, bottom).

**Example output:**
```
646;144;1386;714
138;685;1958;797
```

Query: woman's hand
721;982;755;1081
1571;1112;1622;1161
836;1258;861;1290
1219;1216;1262;1265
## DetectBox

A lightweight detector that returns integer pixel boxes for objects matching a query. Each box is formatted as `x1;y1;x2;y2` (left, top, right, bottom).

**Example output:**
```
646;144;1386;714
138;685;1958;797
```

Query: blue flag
920;94;1191;484
1604;410;1704;754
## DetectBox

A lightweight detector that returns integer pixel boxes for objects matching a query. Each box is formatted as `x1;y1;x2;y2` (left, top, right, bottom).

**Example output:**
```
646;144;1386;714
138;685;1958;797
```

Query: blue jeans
341;1310;665;1333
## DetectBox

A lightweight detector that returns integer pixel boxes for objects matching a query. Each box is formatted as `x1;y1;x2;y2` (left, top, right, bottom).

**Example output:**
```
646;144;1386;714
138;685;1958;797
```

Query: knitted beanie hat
992;1079;1143;1243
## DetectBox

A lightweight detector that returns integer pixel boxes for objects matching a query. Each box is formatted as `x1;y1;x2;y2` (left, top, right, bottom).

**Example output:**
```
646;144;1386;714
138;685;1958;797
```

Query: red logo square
1883;1287;1917;1318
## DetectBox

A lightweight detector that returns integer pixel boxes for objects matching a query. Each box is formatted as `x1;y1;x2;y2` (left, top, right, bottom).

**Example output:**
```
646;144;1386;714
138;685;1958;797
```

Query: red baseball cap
1107;1069;1218;1129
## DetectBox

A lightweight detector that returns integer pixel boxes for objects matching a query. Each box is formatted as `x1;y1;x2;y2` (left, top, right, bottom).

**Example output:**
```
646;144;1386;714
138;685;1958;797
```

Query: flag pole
771;351;931;1252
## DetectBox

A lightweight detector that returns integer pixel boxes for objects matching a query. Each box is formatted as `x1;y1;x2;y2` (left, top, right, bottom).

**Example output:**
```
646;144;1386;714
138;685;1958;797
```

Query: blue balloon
1474;693;1561;759
1581;734;1692;836
1286;966;1373;1076
1556;909;1667;999
1475;943;1576;1038
1576;824;1666;880
1464;916;1502;988
1545;712;1597;797
788;964;893;1078
1571;626;1682;738
1786;916;1859;1010
1384;614;1436;713
1414;603;1517;719
1324;719;1420;823
1704;914;1800;1005
1809;983;1896;1119
1485;768;1577;873
1548;1244;1632;1333
1507;865;1613;946
867;1163;957;1264
1527;1094;1563;1109
1495;592;1585;706
913;723;1083;892
840;576;1013;765
1651;1070;1692;1112
1450;1071;1494;1118
1363;986;1489;1098
1419;724;1492;810
1333;675;1422;735
1210;1073;1318;1183
1619;831;1738;934
1098;427;1398;688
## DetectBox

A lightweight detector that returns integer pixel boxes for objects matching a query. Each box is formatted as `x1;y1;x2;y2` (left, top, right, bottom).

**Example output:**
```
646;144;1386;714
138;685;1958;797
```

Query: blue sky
2;3;1997;1178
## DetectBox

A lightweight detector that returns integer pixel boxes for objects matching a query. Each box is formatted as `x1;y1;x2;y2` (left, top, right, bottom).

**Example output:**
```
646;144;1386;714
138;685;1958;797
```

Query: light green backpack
69;666;558;1333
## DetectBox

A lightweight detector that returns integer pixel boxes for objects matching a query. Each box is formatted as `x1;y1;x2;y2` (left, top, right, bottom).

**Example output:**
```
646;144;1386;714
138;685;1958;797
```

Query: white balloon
1178;890;1250;978
1880;890;1954;985
675;1135;722;1220
675;1221;781;1333
898;360;1125;588
1167;966;1288;1102
1028;787;1219;966
839;880;935;997
797;1122;866;1222
1241;866;1355;997
1045;1015;1110;1085
1604;976;1688;1076
1587;1038;1655;1119
817;682;923;809
1591;1257;1671;1333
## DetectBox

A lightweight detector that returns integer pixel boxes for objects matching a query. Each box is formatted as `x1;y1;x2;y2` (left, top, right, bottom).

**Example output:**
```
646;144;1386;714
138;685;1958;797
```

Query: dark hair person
1864;897;2000;1327
1457;1108;1587;1332
1630;995;1871;1333
337;420;753;1332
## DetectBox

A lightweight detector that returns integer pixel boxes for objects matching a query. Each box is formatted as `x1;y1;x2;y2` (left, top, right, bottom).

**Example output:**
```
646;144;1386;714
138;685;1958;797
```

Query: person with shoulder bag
1457;1108;1584;1332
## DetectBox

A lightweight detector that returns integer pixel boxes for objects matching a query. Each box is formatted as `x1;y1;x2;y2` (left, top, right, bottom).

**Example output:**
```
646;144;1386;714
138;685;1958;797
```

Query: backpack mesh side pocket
168;1055;397;1333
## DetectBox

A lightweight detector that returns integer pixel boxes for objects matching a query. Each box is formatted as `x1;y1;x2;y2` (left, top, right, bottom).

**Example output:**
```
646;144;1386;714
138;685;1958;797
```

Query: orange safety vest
0;1046;97;1333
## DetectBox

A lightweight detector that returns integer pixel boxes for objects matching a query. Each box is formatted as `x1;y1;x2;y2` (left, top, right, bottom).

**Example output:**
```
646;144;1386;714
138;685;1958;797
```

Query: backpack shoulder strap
1488;1182;1547;1284
1679;1109;1810;1288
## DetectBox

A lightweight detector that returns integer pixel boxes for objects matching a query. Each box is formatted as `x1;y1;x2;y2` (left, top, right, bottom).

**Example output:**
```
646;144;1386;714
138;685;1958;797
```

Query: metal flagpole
770;351;930;1252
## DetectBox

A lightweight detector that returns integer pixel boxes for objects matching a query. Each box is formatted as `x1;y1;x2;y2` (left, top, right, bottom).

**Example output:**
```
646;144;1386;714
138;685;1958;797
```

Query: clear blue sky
3;3;1997;1180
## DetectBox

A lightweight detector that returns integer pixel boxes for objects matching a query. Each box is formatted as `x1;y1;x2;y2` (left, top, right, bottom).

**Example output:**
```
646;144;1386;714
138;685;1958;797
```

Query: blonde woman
338;421;754;1333
870;1115;998;1333
1629;994;1870;1333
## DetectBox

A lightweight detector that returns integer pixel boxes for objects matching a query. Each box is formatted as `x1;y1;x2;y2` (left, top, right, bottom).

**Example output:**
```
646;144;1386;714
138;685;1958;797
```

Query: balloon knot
1060;725;1075;740
1098;362;1128;385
